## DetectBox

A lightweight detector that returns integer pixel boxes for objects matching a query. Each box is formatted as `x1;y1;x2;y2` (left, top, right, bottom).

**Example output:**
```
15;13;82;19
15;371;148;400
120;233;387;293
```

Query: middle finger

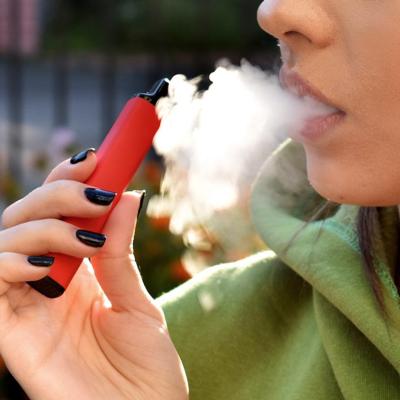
1;180;116;229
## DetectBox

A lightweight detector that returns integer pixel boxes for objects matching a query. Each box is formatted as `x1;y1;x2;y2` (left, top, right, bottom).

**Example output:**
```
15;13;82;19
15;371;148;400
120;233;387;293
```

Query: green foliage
43;0;273;53
0;174;22;204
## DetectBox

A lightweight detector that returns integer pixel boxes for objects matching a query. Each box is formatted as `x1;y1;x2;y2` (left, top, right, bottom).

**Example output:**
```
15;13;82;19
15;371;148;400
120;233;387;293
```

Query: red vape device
28;78;169;298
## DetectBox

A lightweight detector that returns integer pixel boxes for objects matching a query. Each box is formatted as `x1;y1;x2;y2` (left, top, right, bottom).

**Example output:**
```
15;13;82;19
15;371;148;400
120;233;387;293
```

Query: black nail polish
27;256;55;267
76;230;106;248
70;148;96;164
84;188;116;206
136;190;146;217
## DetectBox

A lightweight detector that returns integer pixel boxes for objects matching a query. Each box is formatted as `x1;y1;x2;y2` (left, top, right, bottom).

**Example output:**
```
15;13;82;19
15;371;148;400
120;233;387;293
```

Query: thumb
91;190;154;314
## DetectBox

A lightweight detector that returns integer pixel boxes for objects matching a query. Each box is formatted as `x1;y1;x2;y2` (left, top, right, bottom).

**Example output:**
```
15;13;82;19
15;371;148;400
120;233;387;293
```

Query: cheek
302;5;400;206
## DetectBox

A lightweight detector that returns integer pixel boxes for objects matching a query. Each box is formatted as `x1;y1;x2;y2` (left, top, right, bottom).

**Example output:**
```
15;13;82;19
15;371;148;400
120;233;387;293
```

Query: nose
257;0;335;56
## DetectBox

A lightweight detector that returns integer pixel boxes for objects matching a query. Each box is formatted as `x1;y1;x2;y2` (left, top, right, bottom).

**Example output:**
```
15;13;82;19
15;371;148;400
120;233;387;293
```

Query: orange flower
170;260;191;281
144;161;163;185
149;216;170;231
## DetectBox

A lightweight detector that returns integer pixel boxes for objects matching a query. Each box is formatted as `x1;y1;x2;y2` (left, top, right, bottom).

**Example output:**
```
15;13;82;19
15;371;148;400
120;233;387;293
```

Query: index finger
43;148;97;185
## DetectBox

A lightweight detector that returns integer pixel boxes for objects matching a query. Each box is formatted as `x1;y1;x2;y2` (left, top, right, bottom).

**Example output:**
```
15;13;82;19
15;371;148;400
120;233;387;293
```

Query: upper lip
279;67;345;113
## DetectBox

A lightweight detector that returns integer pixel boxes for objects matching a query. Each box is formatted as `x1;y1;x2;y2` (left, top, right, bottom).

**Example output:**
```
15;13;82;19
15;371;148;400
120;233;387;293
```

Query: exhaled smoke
148;60;334;272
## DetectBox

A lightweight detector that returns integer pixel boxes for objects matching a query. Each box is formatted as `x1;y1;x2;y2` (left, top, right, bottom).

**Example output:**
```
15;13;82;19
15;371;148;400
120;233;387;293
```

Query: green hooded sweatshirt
156;139;400;399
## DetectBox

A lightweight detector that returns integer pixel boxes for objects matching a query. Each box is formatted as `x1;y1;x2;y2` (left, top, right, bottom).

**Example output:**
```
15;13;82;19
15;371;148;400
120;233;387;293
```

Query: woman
0;1;399;398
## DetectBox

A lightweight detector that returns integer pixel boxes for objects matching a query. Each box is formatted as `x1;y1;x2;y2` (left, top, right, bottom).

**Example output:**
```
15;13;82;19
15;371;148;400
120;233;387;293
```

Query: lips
279;66;346;141
279;66;345;114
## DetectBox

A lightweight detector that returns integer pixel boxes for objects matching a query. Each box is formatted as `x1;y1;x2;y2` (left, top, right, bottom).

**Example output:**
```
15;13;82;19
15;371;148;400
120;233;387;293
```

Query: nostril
284;31;305;42
285;30;312;44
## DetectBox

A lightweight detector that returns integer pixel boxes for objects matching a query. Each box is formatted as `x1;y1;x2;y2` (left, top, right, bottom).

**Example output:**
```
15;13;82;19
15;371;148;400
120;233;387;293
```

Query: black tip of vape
137;78;170;105
27;276;65;298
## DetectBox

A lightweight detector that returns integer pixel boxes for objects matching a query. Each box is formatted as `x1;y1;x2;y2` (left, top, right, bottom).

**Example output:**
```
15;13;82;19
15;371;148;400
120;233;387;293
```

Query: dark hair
357;207;400;315
285;203;398;316
356;207;382;310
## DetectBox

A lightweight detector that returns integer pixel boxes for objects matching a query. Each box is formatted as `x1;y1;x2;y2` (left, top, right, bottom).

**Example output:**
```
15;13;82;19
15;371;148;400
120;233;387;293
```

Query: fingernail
135;190;146;217
76;230;106;248
84;188;117;206
27;256;55;267
70;148;96;164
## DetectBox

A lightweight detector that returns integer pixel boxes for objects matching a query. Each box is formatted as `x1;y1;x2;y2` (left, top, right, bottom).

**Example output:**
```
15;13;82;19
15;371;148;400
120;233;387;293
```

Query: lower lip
296;111;346;141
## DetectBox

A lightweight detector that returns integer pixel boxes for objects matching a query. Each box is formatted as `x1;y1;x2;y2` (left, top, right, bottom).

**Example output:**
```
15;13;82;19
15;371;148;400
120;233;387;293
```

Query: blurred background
0;0;278;397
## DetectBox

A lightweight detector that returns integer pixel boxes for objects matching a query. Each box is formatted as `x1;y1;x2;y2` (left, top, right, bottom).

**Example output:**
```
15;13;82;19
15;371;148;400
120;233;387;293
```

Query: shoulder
156;251;311;398
157;251;276;316
156;250;307;339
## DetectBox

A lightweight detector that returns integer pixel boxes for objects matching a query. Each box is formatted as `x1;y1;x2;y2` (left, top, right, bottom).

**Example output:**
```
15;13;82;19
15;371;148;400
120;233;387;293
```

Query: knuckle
0;252;13;263
41;220;100;257
55;180;77;205
0;253;22;282
33;219;63;247
1;199;22;229
1;206;11;229
50;180;105;217
46;180;81;214
50;179;75;199
43;218;66;238
34;219;73;254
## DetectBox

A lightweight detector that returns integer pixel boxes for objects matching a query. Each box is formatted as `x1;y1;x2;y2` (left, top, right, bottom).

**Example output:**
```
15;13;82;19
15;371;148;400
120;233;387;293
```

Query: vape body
28;79;169;298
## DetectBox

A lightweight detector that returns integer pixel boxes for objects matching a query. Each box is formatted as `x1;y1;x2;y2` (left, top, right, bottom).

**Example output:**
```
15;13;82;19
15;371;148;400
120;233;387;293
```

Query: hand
0;150;188;400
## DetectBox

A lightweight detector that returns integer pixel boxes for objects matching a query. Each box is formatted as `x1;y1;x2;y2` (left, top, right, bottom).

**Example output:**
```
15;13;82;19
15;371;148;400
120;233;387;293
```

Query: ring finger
0;219;107;259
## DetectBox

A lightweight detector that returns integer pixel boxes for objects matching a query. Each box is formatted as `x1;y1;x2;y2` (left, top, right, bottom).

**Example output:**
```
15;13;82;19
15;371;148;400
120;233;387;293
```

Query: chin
304;148;400;207
305;153;352;204
308;173;399;207
308;177;349;204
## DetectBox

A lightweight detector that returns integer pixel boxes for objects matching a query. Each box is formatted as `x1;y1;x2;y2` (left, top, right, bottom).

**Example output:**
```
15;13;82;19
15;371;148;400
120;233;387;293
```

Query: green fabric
156;140;400;399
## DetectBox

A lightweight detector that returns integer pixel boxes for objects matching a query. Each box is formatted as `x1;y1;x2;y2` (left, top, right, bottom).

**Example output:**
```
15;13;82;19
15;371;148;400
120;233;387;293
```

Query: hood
250;139;400;371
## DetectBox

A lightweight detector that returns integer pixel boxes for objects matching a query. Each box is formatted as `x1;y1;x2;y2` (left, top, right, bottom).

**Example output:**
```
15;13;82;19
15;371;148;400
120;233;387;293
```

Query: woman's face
257;1;400;206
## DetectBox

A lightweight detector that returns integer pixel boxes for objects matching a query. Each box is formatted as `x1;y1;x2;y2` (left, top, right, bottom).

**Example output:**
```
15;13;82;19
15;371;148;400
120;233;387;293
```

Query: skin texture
0;153;188;400
1;3;397;397
257;0;400;206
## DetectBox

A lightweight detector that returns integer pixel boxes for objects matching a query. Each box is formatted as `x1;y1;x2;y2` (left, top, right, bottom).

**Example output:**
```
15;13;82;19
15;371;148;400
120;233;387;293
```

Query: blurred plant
0;173;22;204
31;127;80;175
128;159;188;297
48;127;79;165
43;0;274;53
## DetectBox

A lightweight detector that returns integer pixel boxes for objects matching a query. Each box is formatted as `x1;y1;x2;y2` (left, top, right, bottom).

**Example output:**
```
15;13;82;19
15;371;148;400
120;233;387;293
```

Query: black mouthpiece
137;78;170;105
